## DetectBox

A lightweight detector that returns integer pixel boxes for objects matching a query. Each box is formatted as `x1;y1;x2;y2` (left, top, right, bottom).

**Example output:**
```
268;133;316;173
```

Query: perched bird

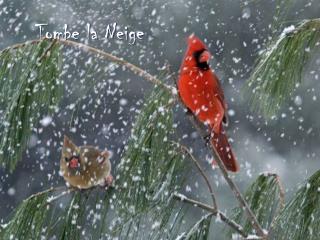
60;135;113;189
178;34;239;172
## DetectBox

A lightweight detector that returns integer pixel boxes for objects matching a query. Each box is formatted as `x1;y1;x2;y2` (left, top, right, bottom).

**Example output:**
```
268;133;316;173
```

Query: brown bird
60;135;113;189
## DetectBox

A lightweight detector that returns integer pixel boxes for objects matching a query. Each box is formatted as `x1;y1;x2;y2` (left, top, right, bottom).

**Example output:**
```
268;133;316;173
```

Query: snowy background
0;0;320;238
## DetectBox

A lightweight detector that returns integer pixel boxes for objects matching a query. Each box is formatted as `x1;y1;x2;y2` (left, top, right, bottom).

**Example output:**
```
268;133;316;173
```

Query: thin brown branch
38;38;58;62
25;187;57;201
25;186;69;202
58;39;175;93
174;193;248;238
188;112;266;237
46;187;76;203
210;143;266;236
177;143;218;210
25;185;87;203
26;184;115;204
0;38;175;94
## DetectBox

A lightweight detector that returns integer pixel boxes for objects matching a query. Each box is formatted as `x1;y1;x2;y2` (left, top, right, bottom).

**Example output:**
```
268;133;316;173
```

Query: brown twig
174;193;248;238
210;146;265;237
188;112;266;237
58;39;175;93
46;187;76;203
25;184;114;204
177;143;218;210
38;38;58;62
25;187;57;201
25;185;69;202
0;38;174;94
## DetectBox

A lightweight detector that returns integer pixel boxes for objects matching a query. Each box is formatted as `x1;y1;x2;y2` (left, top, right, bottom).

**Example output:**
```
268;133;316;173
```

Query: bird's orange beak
199;50;211;63
69;157;79;168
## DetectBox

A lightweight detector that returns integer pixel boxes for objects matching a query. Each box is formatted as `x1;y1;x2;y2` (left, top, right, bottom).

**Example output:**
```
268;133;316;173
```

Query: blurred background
0;0;319;238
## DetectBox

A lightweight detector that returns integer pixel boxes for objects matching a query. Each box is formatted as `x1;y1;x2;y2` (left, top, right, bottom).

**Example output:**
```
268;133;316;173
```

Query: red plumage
178;34;239;172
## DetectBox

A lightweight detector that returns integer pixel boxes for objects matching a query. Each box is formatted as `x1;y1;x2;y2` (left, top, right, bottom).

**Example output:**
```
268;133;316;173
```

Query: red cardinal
178;34;239;172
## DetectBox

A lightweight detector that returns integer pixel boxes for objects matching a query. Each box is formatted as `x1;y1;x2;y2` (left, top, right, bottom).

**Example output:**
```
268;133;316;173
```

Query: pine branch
173;193;248;238
0;188;52;239
270;170;320;240
227;173;285;237
1;185;118;239
245;18;320;117
0;39;62;171
1;82;188;240
0;38;174;94
0;38;174;171
173;145;282;238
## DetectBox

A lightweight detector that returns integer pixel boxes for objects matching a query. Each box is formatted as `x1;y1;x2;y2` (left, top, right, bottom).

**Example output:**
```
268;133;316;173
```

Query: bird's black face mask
194;49;210;70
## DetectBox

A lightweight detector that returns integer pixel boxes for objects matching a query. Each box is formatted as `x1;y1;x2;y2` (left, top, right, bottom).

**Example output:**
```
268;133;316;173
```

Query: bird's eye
65;157;69;162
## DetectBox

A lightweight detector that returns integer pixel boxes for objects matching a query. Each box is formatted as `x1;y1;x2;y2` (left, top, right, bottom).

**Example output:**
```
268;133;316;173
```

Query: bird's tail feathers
210;130;239;172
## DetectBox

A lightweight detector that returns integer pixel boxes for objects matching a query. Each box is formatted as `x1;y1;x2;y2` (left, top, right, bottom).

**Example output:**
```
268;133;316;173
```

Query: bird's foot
105;174;113;186
100;174;114;190
203;133;211;145
186;108;193;116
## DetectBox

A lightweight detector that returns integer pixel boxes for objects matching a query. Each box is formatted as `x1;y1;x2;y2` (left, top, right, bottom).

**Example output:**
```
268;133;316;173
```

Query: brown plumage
60;135;113;189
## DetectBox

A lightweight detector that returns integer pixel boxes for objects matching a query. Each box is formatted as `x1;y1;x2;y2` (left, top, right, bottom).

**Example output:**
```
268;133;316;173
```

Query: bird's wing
212;71;228;125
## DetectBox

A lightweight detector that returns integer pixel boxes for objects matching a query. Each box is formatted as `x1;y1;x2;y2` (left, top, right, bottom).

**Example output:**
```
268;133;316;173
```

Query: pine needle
0;190;51;239
228;173;284;236
179;213;212;240
245;18;320;117
270;170;320;239
0;39;63;171
59;191;91;240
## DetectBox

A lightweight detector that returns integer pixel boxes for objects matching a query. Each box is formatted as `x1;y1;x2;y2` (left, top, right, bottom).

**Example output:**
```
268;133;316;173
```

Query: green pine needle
228;173;284;236
59;191;91;240
0;187;114;239
179;214;212;240
0;39;63;171
245;18;320;117
270;170;320;240
0;189;52;240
